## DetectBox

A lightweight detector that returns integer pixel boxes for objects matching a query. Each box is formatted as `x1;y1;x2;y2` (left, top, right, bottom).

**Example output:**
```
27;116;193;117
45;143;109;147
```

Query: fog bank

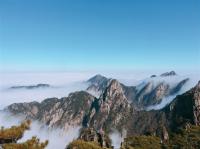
0;112;80;149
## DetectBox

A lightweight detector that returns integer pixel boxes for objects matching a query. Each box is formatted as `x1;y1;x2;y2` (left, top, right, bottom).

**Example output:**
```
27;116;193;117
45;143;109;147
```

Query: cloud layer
0;112;80;149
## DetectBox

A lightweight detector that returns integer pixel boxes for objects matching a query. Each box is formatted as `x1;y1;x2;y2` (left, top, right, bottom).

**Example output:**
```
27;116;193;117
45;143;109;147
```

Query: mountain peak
87;74;108;83
103;79;125;100
160;71;177;77
86;74;111;97
196;81;200;89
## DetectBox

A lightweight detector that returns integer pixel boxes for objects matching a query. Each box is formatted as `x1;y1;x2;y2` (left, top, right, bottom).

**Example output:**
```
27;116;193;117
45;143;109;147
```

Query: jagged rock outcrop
78;128;112;148
147;82;170;105
84;79;133;132
6;91;95;130
86;74;189;109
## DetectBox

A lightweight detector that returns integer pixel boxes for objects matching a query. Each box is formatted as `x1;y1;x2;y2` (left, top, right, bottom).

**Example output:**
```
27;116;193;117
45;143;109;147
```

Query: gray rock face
86;74;189;109
84;79;133;131
146;82;170;105
78;128;112;148
193;81;200;125
6;91;95;130
122;81;200;139
163;81;200;131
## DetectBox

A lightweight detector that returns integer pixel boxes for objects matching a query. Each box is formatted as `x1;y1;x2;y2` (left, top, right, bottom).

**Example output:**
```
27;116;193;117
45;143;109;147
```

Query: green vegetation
167;125;200;149
0;120;48;149
0;120;31;142
2;136;48;149
121;125;200;149
121;135;162;149
67;140;104;149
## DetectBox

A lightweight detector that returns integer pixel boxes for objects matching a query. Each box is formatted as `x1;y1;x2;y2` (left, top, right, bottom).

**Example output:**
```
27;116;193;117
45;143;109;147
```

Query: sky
0;0;199;72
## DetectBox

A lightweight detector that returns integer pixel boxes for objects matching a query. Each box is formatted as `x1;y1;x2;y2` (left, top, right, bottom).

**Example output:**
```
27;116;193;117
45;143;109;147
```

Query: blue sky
0;0;199;72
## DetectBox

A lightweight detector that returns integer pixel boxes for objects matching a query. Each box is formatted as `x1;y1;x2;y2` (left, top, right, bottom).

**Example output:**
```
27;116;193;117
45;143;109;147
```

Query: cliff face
6;91;95;130
163;81;200;131
193;81;200;125
84;79;133;131
86;74;189;109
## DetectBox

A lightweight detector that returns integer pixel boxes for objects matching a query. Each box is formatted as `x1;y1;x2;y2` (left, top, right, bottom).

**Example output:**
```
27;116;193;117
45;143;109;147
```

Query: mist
0;112;81;149
146;74;200;110
0;71;160;109
0;71;200;148
0;71;200;110
109;129;126;149
0;72;92;109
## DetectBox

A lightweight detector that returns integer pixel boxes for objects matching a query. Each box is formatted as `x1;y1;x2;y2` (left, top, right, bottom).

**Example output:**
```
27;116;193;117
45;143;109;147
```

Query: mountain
125;81;200;137
9;84;50;90
163;80;200;130
4;74;200;148
86;74;190;109
160;71;177;77
5;75;200;136
5;79;133;133
86;74;111;97
83;79;133;131
6;91;96;130
169;78;189;95
135;78;189;107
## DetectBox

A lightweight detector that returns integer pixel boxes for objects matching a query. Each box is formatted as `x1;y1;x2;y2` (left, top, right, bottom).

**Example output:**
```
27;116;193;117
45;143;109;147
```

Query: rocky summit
84;79;133;131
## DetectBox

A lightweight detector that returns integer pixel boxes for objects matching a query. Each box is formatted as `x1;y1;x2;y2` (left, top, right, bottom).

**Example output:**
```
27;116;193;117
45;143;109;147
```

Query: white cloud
0;72;92;109
146;74;200;110
109;129;126;149
0;112;81;149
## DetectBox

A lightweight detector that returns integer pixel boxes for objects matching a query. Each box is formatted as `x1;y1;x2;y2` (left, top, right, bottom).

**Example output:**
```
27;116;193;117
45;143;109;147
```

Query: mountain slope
84;79;133;132
6;91;96;130
86;74;111;97
125;81;200;137
86;74;190;109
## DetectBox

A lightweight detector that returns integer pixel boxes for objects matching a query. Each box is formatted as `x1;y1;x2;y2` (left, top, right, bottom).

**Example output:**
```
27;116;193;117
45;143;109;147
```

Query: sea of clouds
0;71;200;149
0;71;156;109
